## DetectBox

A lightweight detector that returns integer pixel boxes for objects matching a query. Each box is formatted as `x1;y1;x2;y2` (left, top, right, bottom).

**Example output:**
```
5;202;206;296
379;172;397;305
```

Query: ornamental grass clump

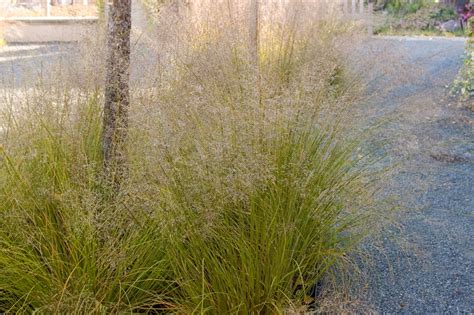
0;93;175;313
0;0;387;313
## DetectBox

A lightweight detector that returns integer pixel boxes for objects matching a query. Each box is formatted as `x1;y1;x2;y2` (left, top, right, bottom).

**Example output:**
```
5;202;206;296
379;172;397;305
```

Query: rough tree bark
103;0;132;189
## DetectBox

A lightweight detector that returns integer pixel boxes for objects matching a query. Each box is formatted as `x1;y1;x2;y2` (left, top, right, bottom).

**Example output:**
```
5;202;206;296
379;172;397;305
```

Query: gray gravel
364;37;473;314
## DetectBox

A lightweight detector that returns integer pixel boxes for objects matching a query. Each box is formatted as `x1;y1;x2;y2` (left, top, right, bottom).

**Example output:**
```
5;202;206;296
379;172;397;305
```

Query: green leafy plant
375;2;459;36
386;0;427;15
452;31;474;106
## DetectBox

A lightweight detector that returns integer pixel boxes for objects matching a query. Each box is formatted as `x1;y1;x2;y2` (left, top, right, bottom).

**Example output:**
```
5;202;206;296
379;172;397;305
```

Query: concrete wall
1;17;98;43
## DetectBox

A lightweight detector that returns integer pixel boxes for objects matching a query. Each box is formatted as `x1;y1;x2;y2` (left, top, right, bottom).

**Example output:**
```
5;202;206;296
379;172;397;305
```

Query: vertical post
359;0;364;15
45;0;51;16
351;0;356;18
368;2;374;35
343;0;348;15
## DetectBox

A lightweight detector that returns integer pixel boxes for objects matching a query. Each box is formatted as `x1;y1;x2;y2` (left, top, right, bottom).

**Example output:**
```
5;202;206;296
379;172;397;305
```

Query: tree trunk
103;0;132;189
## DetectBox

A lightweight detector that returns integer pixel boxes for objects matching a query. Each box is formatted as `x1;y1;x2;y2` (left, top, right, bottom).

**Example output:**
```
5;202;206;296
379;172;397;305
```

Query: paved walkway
363;36;473;314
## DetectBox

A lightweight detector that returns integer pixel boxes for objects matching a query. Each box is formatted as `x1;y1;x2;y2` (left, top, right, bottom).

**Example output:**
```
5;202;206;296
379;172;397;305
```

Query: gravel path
364;37;473;314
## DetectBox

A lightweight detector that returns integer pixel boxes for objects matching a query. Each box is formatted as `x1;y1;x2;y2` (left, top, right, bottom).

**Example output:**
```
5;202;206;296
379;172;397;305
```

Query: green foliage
429;5;456;22
385;0;427;15
375;3;459;36
452;27;474;105
96;0;105;16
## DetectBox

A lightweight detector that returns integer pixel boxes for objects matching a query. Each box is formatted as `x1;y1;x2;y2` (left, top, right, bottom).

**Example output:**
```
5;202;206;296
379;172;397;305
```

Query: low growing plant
452;22;474;106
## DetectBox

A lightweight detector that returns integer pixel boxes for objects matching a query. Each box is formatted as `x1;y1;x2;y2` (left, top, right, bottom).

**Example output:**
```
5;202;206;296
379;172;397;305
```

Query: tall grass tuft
0;93;174;313
163;126;372;313
0;0;388;312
